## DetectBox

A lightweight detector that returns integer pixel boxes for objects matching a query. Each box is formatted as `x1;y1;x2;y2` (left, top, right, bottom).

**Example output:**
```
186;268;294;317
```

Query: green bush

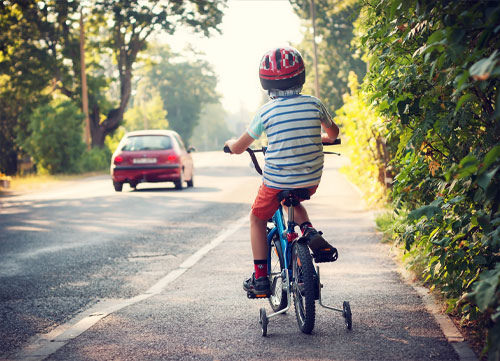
77;147;111;173
21;99;85;174
334;72;389;206
105;126;126;154
356;0;500;358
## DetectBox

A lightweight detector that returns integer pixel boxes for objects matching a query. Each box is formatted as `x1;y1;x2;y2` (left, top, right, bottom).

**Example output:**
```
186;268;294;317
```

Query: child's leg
287;204;318;235
293;203;310;226
249;184;280;280
291;203;337;262
243;212;271;294
245;183;279;294
250;212;268;260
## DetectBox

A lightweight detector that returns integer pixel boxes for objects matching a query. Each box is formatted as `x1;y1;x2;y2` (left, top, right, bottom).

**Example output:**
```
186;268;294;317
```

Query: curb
395;256;479;361
341;172;479;361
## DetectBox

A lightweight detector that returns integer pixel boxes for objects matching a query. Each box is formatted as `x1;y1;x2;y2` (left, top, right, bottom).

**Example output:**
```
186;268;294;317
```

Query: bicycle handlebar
326;138;342;146
224;145;264;174
224;139;341;176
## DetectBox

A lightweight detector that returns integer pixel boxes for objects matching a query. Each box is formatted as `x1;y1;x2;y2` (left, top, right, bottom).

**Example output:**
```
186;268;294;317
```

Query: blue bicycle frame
223;140;351;336
267;204;295;277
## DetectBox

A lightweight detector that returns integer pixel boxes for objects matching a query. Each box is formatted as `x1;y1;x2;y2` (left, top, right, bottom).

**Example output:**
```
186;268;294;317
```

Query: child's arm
321;121;339;144
317;101;339;144
224;132;255;154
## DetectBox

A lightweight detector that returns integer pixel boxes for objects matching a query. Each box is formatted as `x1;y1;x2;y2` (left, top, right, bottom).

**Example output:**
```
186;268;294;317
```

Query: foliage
334;72;388;206
77;147;111;173
0;0;226;174
20;99;85;174
87;0;226;146
0;3;56;174
290;0;366;113
144;45;220;141
105;126;126;154
189;102;233;151
357;0;500;358
123;91;168;131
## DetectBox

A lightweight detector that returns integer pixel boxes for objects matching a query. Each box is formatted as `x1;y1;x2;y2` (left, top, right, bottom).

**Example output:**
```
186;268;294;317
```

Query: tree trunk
89;103;126;148
88;36;140;148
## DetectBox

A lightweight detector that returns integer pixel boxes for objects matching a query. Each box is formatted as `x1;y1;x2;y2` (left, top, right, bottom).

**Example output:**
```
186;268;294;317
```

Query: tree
144;45;220;141
0;0;227;175
0;1;69;174
123;91;168;131
86;0;226;147
21;98;85;174
356;0;500;357
290;0;366;113
190;103;232;151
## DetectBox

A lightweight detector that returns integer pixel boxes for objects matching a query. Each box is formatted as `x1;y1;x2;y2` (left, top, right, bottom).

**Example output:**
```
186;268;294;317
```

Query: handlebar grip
323;138;341;145
223;145;232;153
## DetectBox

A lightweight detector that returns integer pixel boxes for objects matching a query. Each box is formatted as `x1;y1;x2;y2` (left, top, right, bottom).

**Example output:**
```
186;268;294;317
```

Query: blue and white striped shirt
247;94;333;189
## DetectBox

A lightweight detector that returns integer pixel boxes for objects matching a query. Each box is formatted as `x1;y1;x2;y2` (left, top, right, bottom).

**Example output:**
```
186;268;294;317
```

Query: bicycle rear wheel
292;241;316;334
269;236;287;312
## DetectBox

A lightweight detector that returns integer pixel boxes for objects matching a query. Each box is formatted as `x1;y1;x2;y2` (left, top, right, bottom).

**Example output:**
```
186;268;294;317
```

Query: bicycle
224;139;352;336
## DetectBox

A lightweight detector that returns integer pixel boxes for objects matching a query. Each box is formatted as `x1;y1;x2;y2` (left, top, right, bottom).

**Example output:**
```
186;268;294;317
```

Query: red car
110;130;194;191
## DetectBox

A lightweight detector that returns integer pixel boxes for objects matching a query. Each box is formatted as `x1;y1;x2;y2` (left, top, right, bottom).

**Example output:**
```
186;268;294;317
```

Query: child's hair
259;47;306;91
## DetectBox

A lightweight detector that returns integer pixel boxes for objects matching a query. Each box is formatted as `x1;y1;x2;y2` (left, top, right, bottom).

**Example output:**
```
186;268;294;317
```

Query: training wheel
259;308;268;337
343;301;352;330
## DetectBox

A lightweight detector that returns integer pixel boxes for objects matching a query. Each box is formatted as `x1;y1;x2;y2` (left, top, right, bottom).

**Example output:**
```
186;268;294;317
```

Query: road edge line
8;214;248;361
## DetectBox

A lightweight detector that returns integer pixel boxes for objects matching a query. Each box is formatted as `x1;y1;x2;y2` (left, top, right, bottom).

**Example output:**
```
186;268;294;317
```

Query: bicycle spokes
292;242;316;334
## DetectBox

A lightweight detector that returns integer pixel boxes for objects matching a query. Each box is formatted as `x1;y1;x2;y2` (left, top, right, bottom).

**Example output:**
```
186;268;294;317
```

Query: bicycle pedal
247;292;270;299
313;248;339;263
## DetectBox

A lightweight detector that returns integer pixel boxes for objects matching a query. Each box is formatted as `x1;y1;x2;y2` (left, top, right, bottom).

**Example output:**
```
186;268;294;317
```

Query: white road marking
9;215;248;361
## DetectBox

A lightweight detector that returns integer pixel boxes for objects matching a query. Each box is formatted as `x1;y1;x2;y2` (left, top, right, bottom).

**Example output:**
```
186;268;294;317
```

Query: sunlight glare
161;0;303;114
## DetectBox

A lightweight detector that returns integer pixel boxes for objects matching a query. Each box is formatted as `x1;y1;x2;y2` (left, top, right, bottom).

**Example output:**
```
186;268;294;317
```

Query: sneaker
303;228;338;263
243;273;271;296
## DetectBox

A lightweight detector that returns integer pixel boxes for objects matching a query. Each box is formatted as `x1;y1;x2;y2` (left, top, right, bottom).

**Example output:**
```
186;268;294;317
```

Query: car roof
125;130;180;138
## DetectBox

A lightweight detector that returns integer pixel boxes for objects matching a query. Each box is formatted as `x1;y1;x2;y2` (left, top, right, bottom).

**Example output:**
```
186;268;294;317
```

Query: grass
0;171;107;195
375;210;395;233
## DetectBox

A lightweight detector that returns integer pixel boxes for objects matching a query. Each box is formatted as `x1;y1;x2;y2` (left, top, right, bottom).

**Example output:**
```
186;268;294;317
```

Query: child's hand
224;133;254;154
224;139;237;154
321;133;335;144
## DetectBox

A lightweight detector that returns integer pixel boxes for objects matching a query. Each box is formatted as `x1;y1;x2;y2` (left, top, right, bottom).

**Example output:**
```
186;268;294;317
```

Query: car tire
174;171;184;190
113;181;123;192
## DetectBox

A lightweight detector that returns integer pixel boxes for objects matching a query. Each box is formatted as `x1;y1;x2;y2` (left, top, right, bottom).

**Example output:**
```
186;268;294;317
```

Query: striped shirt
247;94;333;189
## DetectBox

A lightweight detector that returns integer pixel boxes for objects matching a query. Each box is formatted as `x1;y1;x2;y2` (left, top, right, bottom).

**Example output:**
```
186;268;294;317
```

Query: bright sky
163;0;304;114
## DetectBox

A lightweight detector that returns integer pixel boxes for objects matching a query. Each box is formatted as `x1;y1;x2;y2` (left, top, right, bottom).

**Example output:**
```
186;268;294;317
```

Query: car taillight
114;155;124;164
167;155;178;162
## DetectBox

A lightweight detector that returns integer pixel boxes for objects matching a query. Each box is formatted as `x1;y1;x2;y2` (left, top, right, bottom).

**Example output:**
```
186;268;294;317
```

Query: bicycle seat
277;189;310;207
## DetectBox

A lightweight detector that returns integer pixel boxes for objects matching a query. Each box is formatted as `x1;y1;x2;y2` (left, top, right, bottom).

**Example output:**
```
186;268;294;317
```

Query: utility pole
80;8;91;150
310;0;320;98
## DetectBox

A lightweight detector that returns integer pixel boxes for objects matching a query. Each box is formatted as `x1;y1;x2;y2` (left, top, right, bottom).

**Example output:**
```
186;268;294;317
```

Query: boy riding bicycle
224;46;339;297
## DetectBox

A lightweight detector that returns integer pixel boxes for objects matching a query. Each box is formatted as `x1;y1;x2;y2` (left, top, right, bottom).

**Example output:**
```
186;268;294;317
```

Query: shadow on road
0;191;252;358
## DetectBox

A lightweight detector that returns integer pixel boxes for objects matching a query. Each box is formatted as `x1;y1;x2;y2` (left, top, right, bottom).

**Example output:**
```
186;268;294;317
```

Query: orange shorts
251;183;318;221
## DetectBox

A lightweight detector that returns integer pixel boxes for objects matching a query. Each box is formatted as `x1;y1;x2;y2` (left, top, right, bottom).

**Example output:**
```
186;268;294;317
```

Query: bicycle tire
292;241;316;334
269;236;287;312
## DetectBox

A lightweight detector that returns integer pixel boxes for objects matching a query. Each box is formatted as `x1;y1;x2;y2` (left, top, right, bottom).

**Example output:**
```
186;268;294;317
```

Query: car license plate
133;158;157;164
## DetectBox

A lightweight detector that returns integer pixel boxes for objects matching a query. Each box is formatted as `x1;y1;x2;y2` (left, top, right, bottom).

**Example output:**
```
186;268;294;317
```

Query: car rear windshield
122;135;173;151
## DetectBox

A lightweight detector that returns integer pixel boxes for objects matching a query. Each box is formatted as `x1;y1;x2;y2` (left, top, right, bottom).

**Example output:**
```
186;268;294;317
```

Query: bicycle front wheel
269;236;287;312
292;241;316;334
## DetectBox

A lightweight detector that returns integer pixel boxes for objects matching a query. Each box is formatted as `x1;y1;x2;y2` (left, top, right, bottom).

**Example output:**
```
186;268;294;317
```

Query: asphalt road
0;152;460;360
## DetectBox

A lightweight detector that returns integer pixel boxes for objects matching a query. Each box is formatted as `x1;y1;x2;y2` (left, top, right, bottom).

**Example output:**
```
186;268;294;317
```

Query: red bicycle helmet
259;47;306;90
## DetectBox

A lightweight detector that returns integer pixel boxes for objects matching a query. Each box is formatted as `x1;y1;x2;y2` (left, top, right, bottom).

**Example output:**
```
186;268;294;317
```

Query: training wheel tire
259;308;268;337
343;301;352;330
